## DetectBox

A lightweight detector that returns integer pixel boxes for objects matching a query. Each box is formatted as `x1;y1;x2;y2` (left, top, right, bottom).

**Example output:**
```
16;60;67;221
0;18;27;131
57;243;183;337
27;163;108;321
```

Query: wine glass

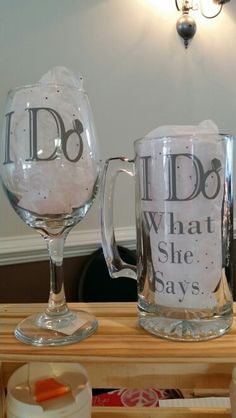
0;81;100;346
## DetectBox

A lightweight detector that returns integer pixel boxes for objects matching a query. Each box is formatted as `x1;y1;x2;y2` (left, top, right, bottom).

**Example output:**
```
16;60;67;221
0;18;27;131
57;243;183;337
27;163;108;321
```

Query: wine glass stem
45;235;68;316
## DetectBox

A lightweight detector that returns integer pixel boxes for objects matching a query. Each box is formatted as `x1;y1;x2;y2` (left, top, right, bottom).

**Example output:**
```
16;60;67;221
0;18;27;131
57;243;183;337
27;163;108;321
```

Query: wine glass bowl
0;81;100;345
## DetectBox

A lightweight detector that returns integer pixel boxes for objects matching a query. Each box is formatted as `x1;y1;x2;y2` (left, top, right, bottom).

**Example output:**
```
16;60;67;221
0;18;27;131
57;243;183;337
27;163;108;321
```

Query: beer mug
101;133;234;341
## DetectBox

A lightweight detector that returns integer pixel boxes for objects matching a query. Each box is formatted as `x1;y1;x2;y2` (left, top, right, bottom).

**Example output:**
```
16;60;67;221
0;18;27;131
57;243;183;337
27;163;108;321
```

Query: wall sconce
175;0;231;48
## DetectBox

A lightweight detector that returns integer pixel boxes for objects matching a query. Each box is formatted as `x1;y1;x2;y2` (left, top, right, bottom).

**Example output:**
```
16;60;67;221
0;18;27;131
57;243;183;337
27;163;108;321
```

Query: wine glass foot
14;309;98;346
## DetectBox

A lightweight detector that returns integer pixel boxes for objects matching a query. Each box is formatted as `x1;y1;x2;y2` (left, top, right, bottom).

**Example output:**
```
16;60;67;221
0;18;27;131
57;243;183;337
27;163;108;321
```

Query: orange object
34;377;70;402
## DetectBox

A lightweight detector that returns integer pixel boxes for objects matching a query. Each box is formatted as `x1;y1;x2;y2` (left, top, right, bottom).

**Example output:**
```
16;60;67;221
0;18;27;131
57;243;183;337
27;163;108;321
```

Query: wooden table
0;302;234;417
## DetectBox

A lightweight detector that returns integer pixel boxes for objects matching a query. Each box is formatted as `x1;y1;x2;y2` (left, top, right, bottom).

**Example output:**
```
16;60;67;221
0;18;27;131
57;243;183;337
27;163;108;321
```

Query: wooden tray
0;302;234;417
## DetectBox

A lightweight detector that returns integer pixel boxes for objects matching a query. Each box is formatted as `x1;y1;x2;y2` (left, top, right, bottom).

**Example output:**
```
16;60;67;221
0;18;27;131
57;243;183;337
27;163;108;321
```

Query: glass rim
7;82;85;96
134;133;234;146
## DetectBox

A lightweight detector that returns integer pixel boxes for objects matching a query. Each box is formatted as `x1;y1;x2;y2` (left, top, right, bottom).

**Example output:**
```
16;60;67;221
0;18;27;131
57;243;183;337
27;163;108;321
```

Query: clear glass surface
0;82;100;346
101;134;234;341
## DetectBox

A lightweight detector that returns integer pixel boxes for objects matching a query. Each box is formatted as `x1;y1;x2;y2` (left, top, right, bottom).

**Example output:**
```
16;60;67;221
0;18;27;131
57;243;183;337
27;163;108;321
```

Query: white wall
0;0;236;262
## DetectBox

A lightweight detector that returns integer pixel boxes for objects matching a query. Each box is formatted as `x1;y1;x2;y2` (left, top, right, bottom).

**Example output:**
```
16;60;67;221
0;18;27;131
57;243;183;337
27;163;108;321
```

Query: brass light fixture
175;0;231;48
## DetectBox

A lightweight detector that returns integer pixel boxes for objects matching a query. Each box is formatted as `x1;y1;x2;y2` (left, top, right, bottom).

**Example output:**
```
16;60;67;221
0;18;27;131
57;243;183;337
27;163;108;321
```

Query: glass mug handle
101;157;137;279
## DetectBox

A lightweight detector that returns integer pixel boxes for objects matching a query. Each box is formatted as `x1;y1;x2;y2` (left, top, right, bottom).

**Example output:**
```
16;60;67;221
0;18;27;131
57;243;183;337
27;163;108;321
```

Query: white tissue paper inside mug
145;119;219;138
139;120;225;309
5;67;98;215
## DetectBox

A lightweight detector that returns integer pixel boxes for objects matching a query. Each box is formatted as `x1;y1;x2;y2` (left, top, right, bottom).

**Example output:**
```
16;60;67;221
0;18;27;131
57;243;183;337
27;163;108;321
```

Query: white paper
159;397;230;408
140;121;223;309
5;67;97;215
40;317;88;336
